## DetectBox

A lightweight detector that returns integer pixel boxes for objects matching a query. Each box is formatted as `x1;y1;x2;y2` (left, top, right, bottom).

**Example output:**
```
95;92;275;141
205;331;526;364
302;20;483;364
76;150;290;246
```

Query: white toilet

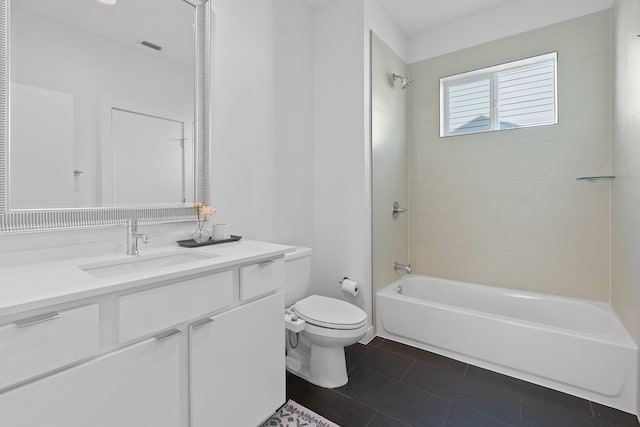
283;247;368;388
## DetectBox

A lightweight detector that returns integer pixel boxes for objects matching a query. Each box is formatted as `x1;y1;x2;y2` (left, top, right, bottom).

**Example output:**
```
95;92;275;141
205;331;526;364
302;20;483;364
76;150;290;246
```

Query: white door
111;108;186;206
0;335;182;427
10;83;74;209
190;292;285;427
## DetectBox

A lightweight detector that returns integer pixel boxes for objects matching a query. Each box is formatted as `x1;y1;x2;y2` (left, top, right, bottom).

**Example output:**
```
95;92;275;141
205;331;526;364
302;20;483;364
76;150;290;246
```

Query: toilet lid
293;295;368;330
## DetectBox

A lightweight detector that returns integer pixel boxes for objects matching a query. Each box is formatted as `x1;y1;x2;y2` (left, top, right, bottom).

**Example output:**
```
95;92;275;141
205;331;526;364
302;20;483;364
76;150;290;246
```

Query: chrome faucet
394;262;412;274
126;219;149;255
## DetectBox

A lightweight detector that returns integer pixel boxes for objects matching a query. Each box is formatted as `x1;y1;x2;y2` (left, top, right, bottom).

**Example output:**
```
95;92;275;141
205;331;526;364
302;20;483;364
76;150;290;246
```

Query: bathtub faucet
393;262;412;274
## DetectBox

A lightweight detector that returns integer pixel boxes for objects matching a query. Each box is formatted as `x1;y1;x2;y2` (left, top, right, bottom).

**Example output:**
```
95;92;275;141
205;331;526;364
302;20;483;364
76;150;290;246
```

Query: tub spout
394;262;412;274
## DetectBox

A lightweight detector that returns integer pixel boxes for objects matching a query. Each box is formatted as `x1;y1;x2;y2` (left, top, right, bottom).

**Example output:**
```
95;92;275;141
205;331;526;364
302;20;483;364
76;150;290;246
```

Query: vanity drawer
0;304;100;390
118;270;233;343
239;258;284;301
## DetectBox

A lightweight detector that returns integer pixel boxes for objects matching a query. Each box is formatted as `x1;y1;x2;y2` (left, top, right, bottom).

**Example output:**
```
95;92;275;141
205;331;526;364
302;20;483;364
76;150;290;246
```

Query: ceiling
12;0;195;68
376;0;519;36
304;0;522;37
305;0;336;8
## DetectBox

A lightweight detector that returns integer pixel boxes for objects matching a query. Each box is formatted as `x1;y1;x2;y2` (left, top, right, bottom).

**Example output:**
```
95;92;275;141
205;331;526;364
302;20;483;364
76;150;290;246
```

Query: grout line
332;388;392;423
400;359;416;382
363;411;377;427
351;362;414;384
441;401;453;427
344;363;453;409
365;411;409;427
519;394;523;425
333;388;354;401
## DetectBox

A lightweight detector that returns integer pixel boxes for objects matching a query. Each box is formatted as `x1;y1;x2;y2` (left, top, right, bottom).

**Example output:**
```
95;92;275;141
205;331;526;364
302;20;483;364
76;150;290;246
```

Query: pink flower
193;202;202;209
200;206;215;219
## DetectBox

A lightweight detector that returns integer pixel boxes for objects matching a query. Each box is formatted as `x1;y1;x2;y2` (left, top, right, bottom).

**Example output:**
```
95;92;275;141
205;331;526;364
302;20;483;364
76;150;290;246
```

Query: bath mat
261;400;340;427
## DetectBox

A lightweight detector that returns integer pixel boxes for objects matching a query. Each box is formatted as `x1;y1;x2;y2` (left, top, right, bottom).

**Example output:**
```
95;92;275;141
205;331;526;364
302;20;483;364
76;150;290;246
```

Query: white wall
11;9;193;208
611;0;640;416
209;0;316;247
312;0;371;321
366;0;409;63
273;0;315;248
209;0;278;241
407;0;613;63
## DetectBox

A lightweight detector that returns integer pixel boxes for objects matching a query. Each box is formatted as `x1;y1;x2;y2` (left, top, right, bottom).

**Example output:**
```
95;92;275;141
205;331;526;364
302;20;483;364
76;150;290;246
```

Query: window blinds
441;52;557;137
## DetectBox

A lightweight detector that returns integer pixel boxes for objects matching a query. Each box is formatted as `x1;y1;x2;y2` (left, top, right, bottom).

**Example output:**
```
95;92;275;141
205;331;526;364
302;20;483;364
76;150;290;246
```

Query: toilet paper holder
338;277;359;296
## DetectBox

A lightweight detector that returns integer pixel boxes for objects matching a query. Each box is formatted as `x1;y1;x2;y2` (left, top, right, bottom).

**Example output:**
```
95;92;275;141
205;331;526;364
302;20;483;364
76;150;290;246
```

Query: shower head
392;73;414;89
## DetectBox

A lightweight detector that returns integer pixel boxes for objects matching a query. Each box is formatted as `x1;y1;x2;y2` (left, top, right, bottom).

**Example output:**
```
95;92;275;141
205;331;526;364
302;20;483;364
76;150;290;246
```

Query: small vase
192;223;211;243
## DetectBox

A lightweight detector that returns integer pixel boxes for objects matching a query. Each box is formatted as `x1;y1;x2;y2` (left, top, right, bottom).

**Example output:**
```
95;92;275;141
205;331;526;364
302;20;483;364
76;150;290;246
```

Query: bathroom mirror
0;0;210;232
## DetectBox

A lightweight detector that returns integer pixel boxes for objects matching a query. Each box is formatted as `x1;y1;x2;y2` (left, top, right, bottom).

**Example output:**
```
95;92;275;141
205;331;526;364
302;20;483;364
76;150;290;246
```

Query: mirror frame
0;0;211;233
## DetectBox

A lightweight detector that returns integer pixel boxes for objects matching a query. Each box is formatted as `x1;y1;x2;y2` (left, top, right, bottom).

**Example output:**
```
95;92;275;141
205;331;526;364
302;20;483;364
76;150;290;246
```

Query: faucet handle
126;218;148;255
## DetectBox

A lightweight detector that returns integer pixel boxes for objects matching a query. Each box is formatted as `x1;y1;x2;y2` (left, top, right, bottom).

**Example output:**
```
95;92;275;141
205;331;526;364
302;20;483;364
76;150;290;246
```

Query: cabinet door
190;292;285;427
0;332;182;427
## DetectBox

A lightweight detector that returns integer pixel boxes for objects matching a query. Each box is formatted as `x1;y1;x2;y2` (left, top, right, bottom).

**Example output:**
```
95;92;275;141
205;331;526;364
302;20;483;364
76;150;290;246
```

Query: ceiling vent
139;40;163;51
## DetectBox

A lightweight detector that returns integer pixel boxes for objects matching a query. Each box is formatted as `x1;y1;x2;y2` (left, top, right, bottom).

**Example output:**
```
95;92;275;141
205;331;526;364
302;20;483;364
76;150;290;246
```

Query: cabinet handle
191;317;215;329
15;312;60;328
154;328;182;342
258;260;275;267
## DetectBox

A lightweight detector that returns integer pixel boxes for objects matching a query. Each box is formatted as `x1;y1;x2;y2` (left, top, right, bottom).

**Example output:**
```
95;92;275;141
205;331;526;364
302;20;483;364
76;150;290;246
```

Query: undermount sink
79;251;218;278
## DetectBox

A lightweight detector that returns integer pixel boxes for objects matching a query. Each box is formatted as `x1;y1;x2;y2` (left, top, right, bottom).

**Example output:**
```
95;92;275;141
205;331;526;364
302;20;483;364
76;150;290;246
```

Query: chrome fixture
392;201;407;219
394;262;412;274
392;73;414;89
576;176;616;181
126;219;149;255
15;312;60;328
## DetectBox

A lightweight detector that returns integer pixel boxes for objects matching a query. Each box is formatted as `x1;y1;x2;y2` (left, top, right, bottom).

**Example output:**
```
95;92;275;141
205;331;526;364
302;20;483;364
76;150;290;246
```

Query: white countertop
0;240;294;317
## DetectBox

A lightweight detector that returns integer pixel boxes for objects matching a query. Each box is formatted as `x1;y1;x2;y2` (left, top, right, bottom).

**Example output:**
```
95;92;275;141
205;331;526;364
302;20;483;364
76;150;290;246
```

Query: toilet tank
284;247;312;307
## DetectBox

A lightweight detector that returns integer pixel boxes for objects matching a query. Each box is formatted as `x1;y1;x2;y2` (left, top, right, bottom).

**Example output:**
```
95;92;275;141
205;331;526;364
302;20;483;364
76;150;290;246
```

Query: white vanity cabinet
0;243;289;427
0;304;100;390
0;333;182;427
190;291;285;427
118;269;234;343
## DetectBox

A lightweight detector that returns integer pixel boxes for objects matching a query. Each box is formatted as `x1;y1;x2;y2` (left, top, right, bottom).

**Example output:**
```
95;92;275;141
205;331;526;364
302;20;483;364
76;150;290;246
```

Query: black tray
177;235;242;248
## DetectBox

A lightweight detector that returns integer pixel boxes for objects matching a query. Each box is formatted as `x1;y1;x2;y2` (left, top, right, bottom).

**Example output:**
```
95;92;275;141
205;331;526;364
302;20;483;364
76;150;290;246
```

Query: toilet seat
293;295;367;330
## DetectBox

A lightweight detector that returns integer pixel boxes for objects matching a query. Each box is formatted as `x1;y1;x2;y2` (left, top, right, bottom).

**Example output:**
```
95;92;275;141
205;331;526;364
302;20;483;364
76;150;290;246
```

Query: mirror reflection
9;0;196;209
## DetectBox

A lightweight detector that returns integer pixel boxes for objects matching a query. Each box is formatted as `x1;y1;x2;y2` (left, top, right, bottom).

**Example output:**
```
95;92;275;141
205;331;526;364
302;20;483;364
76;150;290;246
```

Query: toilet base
286;334;349;388
309;344;348;388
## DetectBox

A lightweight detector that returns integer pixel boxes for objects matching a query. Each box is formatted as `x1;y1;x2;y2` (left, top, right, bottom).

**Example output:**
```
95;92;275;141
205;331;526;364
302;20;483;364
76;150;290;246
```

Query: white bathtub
376;275;638;413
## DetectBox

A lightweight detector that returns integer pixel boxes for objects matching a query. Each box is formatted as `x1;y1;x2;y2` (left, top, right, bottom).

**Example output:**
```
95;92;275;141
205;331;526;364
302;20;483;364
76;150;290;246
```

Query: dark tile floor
286;337;640;427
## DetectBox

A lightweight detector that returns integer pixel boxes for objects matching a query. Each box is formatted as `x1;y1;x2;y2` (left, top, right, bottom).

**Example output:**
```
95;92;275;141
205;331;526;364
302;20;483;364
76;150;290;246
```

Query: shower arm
392;201;407;219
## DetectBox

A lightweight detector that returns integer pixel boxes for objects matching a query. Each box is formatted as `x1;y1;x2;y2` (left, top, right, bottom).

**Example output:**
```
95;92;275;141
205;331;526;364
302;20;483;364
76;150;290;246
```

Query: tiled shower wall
407;11;612;301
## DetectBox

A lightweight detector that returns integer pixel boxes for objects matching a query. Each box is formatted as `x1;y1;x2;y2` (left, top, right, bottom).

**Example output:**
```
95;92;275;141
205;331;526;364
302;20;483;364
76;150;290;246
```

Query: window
440;52;557;137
